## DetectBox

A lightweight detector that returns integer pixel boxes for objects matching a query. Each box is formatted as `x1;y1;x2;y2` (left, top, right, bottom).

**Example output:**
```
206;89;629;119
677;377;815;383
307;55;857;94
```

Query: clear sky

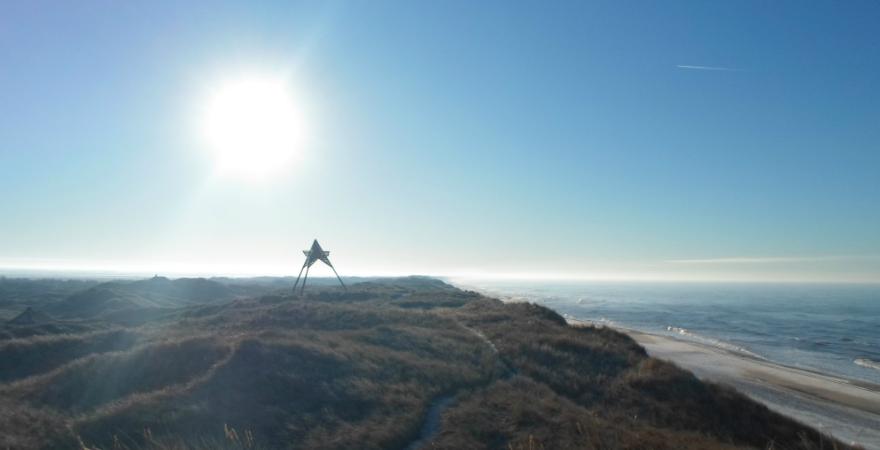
1;1;878;282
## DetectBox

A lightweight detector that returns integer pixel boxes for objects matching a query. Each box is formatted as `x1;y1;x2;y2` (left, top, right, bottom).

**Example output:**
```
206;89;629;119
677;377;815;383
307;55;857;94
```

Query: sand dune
567;319;880;449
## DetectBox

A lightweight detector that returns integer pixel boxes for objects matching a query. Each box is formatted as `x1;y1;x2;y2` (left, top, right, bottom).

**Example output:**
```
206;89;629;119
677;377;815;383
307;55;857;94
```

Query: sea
452;280;880;385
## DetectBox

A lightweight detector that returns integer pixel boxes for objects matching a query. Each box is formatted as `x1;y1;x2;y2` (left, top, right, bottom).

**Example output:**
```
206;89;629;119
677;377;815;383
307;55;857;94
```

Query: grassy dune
0;277;848;449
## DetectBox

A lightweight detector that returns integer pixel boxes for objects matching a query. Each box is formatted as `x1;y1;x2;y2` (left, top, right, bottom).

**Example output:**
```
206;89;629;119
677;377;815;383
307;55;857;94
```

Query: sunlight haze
1;1;878;282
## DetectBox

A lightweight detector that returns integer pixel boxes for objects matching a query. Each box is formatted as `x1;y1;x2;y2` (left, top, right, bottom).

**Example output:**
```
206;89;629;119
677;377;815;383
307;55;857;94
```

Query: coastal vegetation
0;277;847;449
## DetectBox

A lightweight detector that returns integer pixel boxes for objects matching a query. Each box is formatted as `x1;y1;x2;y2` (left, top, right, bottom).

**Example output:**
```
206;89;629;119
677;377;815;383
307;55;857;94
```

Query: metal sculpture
293;239;347;294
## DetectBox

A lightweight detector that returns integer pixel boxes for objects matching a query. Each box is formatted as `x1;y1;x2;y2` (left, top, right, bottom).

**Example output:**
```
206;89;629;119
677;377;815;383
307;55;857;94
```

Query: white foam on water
855;358;880;372
564;313;615;327
666;325;764;359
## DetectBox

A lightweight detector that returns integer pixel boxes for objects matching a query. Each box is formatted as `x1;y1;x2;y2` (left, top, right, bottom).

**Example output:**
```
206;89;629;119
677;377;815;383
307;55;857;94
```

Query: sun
200;74;307;179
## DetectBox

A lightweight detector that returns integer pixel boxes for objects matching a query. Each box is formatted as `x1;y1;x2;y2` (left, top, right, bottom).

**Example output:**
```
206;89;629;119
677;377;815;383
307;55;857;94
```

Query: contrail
676;64;740;72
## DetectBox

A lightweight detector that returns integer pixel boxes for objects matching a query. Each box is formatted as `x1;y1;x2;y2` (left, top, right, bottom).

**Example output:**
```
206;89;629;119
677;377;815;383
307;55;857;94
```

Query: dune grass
0;277;850;449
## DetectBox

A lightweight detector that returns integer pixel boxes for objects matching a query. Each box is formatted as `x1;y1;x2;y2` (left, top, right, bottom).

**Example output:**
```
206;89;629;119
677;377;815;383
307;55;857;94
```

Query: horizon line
0;260;877;285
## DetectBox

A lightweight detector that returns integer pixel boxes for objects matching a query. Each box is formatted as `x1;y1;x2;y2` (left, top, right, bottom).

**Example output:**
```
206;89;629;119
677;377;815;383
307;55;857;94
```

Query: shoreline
566;317;880;449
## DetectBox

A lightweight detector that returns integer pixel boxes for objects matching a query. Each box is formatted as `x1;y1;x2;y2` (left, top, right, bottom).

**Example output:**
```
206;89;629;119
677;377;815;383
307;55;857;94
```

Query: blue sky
1;1;878;281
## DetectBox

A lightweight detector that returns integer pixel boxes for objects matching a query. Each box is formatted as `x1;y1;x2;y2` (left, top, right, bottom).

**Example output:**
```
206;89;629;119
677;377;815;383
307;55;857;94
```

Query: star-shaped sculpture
293;239;347;294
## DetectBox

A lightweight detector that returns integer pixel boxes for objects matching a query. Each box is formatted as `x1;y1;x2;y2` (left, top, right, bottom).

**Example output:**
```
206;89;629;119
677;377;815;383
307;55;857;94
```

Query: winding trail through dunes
459;323;499;355
404;320;509;450
404;396;456;450
83;339;240;420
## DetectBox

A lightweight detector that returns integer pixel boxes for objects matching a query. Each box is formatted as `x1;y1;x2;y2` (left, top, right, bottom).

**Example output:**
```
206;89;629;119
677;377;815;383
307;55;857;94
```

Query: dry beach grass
0;277;853;449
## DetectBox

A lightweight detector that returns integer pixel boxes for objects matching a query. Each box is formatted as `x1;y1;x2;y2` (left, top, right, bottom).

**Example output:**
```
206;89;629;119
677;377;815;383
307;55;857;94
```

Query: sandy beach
567;318;880;449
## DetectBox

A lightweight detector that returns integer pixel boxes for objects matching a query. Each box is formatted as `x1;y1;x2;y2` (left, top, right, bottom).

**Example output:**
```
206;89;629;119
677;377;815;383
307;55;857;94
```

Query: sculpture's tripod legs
330;265;347;291
292;261;308;293
300;264;311;295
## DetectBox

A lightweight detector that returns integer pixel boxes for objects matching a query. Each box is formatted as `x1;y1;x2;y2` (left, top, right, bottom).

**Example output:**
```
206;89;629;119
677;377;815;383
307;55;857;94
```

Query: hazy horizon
2;260;880;284
2;1;878;283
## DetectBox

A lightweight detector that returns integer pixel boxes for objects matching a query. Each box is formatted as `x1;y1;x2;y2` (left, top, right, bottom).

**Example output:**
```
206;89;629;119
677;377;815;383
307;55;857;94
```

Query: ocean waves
855;358;880;372
461;280;880;385
665;326;764;359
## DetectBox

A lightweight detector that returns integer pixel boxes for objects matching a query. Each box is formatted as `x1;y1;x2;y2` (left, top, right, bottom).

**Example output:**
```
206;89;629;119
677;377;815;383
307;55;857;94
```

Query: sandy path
404;396;456;450
404;321;509;450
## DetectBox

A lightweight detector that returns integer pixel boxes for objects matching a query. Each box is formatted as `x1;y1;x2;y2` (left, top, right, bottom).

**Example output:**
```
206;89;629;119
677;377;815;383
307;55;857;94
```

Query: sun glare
200;74;307;179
